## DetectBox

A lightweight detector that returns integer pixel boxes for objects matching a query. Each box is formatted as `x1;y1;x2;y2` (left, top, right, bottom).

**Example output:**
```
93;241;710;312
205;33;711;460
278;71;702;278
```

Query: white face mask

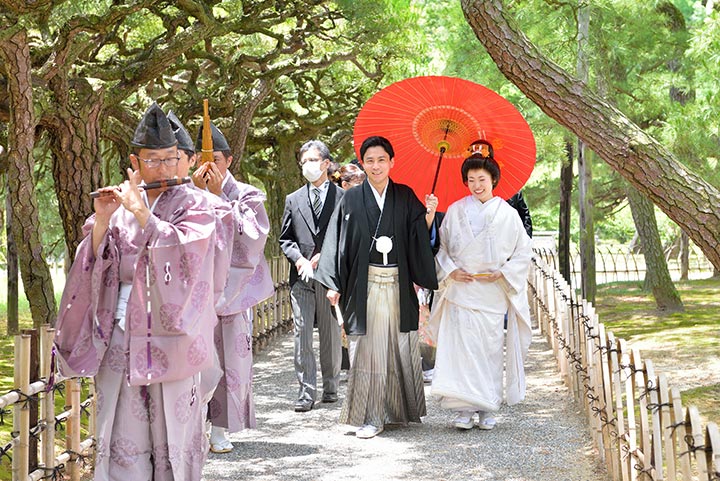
302;161;324;183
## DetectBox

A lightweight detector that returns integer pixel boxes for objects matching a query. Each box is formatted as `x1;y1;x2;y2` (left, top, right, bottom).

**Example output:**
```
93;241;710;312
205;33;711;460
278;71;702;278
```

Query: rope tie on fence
29;420;45;441
63;448;91;467
678;433;708;458
0;407;11;425
80;395;94;418
638;379;658;400
54;415;66;432
645;402;672;414
666;420;689;436
633;462;657;480
51;382;66;397
37;464;66;481
594;343;610;355
615;363;632;375
0;440;12;463
9;388;40;410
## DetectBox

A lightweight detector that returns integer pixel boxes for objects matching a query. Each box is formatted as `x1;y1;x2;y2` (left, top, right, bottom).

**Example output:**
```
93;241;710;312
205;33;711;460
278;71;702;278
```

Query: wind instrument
90;176;192;198
200;99;214;165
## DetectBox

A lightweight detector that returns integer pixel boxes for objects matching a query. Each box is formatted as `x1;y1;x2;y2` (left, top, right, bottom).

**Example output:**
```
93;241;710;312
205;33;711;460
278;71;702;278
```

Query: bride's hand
449;269;474;283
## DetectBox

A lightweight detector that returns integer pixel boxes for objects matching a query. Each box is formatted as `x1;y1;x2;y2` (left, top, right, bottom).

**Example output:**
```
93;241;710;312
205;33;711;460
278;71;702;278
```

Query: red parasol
353;76;536;211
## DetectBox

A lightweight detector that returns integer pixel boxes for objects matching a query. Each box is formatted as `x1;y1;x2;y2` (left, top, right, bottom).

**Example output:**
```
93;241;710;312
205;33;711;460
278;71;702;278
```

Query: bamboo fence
530;255;720;481
534;246;715;285
0;256;292;481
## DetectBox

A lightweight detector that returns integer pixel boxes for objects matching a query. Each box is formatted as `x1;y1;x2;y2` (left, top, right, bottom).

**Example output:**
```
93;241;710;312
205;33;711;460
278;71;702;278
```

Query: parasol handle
431;124;452;194
430;146;446;194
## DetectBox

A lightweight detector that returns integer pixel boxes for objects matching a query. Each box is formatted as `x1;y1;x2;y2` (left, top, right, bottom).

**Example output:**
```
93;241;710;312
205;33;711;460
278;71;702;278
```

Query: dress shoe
294;399;314;412
321;392;338;403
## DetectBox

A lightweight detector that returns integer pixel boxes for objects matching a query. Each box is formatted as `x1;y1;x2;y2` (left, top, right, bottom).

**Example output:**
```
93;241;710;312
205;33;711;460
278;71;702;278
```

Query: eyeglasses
136;156;180;168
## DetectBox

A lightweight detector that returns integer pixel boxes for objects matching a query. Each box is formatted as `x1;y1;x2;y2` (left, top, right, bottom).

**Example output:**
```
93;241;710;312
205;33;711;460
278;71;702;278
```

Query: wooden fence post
706;422;720;481
687;407;709;478
598;324;620;480
643;360;664;481
12;334;31;481
39;326;56;473
657;374;675;481
66;379;81;481
670;387;692;480
21;328;39;472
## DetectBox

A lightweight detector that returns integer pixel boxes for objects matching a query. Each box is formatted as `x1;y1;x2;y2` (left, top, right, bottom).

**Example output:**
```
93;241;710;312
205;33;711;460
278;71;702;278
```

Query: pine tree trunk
264;141;303;256
0;29;57;327
626;185;684;311
45;90;105;260
461;0;720;270
679;232;689;281
228;78;273;183
5;193;19;335
576;0;595;303
558;140;573;283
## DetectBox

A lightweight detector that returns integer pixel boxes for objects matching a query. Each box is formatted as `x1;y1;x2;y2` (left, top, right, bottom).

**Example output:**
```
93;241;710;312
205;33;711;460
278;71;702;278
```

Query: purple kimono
54;184;234;480
208;173;275;433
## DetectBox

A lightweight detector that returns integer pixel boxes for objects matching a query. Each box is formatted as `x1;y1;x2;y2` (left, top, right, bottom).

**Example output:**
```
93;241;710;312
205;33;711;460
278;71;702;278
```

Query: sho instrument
90;176;192;199
200;99;214;165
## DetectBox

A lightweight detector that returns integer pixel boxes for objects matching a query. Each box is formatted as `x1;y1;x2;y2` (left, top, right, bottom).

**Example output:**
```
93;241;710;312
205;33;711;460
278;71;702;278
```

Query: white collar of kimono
368;182;388;212
221;169;230;190
141;188;163;213
468;194;499;208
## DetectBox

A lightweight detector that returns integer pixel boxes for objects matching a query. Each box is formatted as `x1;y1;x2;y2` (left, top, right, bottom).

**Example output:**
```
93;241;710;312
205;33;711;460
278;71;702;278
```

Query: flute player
53;101;235;480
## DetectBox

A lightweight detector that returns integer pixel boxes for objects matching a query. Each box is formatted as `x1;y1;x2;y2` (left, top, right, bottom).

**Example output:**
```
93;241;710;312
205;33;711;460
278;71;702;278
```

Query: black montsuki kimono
315;179;438;336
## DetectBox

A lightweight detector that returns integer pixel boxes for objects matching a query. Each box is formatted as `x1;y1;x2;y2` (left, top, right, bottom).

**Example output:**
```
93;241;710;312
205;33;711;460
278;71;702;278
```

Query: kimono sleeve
497;209;533;296
434;209;460;289
54;218;119;378
406;190;438;290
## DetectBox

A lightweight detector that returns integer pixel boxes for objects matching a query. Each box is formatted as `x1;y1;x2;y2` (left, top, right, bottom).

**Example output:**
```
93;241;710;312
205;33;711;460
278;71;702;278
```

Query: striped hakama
340;266;426;427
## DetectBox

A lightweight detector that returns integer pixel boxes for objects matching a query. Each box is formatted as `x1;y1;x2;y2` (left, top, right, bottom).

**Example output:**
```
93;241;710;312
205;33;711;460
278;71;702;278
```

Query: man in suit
279;140;344;412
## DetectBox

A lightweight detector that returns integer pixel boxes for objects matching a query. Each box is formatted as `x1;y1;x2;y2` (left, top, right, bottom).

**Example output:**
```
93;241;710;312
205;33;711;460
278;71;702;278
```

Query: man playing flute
54;102;234;480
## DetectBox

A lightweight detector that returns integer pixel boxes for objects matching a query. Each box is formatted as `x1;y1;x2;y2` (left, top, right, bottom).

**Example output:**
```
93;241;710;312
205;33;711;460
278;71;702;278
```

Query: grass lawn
594;277;720;428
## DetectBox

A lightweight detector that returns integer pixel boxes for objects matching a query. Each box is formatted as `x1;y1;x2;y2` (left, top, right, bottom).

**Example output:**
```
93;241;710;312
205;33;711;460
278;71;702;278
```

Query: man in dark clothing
279;140;343;412
507;190;533;238
316;135;437;439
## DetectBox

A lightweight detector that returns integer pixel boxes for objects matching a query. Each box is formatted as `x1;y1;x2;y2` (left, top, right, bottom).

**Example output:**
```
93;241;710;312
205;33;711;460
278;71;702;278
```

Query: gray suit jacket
279;182;344;286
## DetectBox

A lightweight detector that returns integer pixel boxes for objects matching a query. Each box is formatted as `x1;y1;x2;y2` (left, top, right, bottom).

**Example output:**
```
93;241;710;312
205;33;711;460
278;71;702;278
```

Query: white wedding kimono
429;195;533;413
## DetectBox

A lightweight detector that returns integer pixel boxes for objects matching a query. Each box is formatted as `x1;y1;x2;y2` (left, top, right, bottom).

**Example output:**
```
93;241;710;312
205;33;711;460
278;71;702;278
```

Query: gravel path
203;330;608;481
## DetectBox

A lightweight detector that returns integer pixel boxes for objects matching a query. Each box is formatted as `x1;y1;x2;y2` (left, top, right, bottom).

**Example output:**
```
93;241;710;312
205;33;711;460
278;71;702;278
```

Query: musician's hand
116;168;151;227
204;162;224;196
191;165;208;189
93;187;122;224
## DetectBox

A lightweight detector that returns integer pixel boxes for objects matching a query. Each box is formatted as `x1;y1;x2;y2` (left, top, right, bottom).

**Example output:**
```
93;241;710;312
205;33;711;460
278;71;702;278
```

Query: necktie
312;188;322;218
